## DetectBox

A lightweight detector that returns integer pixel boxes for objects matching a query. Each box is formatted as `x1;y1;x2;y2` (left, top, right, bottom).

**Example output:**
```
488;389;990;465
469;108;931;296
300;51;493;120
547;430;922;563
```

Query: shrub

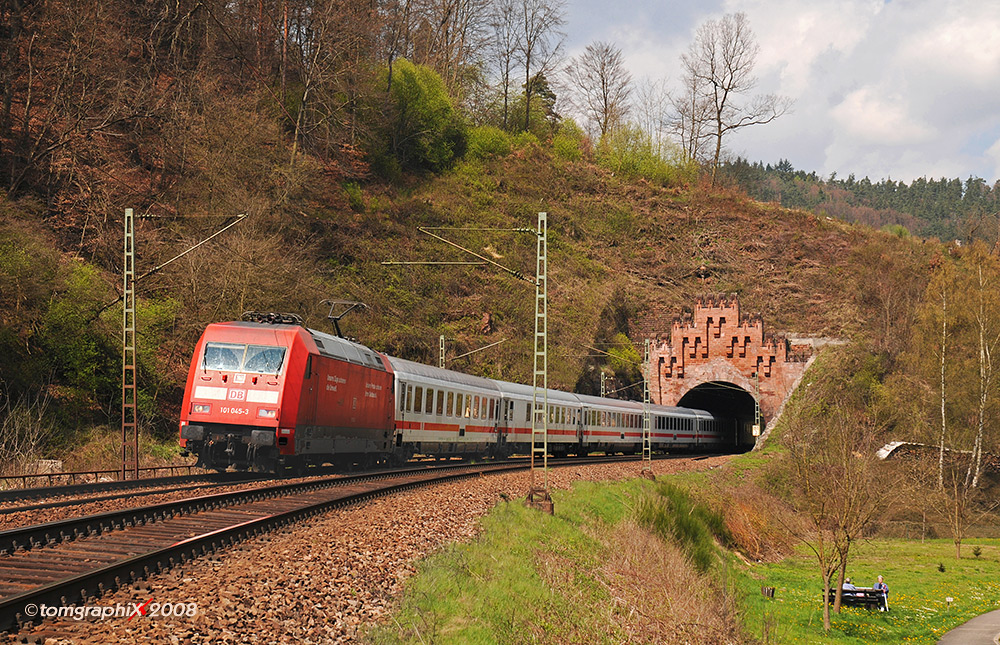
343;182;365;212
466;125;511;160
881;223;910;238
511;131;539;149
381;58;467;172
552;118;584;162
596;124;698;186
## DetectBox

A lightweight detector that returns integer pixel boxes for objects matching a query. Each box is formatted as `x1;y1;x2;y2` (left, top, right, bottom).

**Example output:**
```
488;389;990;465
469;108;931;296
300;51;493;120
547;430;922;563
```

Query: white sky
562;0;1000;183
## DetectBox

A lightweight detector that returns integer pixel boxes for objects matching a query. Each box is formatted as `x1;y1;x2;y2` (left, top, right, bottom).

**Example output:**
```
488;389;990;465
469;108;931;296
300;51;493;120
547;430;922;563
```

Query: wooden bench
825;588;889;610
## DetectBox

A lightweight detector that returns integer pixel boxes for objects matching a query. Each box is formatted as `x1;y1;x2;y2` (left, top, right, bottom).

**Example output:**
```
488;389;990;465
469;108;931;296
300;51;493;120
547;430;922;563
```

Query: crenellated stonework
649;295;812;428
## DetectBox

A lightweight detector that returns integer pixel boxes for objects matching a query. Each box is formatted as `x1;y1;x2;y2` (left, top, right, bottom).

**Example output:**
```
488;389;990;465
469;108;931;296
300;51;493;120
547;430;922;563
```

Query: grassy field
740;538;1000;644
368;474;1000;644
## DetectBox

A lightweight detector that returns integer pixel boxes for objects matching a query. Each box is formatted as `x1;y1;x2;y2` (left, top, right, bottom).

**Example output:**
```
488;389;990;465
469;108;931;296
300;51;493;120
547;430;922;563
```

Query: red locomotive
179;314;732;473
180;314;395;473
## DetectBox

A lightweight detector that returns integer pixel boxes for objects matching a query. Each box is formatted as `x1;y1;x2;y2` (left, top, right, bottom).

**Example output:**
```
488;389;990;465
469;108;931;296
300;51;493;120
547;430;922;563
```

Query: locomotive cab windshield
203;342;287;375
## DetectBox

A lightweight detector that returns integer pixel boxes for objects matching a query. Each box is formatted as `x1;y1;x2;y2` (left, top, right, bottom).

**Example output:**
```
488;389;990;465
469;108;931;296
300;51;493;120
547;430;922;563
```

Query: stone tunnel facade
648;295;812;434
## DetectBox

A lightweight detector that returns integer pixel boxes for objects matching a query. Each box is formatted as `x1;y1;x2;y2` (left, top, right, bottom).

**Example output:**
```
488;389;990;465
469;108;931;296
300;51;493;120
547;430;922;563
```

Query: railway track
0;471;264;505
0;456;652;633
0;455;522;509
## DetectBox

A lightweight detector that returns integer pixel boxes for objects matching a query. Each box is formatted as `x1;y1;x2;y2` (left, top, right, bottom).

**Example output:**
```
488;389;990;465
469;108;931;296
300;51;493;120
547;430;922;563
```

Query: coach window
406;385;413;412
447;391;455;417
525;403;531;423
472;395;480;419
464;394;472;418
415;387;423;413
437;390;445;416
426;389;434;415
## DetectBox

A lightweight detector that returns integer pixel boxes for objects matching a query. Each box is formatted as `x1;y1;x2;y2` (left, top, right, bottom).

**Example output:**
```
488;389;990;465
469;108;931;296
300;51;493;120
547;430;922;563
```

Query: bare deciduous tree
679;12;790;182
408;0;490;96
778;352;899;631
564;41;631;139
633;76;671;158
670;65;712;163
515;0;565;132
908;243;1000;557
488;0;520;130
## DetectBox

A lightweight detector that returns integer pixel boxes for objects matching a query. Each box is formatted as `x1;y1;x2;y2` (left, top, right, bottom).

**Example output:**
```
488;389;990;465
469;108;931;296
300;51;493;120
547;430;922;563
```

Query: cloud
895;7;1000;86
724;0;883;97
564;0;1000;182
830;86;933;146
987;137;1000;183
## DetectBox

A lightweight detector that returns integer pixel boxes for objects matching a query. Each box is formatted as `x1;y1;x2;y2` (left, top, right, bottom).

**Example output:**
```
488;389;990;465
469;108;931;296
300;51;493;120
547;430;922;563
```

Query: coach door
499;399;513;448
395;381;408;447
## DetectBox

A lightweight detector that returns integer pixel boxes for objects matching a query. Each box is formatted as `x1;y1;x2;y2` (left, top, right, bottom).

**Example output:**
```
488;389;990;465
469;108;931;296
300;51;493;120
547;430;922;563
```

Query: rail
0;465;199;490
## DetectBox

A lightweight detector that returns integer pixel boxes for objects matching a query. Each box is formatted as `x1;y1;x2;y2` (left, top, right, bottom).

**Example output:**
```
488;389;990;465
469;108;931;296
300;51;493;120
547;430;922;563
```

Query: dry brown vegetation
599;520;744;644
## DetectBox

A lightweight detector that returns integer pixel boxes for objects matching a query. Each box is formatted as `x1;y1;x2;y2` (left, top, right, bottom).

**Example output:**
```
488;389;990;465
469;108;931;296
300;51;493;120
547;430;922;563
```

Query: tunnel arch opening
677;381;759;450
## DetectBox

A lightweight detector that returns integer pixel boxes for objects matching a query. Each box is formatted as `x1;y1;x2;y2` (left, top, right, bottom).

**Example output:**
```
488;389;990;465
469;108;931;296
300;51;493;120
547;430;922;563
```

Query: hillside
0;0;941;463
0;144;935;457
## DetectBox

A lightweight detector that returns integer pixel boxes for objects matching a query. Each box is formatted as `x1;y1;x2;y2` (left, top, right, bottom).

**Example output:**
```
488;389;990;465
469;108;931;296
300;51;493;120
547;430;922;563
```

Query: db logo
228;389;246;401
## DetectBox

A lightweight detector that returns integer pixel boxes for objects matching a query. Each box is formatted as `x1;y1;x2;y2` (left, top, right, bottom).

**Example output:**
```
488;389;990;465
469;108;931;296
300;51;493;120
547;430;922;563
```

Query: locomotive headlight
192;403;211;414
258;408;277;419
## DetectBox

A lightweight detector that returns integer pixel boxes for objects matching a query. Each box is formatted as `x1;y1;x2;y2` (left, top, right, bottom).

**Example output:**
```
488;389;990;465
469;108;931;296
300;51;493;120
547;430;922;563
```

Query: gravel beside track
7;455;731;645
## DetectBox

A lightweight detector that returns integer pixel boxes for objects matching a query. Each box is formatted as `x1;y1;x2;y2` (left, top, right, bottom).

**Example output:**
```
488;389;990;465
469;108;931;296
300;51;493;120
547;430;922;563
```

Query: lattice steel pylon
527;212;552;513
122;208;138;480
641;338;653;479
752;369;762;443
439;334;446;369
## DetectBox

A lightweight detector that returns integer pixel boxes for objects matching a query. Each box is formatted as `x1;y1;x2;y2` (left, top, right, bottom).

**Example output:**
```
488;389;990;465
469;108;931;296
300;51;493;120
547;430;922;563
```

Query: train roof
384;355;500;392
573;393;643;412
492;380;581;405
307;328;387;371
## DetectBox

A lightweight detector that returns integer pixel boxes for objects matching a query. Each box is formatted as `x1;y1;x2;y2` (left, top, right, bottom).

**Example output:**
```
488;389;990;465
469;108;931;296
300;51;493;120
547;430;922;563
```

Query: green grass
738;539;1000;644
366;479;647;644
369;471;1000;645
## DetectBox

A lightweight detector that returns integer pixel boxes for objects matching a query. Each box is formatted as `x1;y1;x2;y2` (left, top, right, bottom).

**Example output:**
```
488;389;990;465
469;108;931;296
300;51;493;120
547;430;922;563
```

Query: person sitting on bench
873;575;889;611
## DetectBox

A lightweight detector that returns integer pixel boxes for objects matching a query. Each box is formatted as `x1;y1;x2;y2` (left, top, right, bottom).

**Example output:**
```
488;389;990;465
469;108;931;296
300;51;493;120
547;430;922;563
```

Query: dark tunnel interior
677;381;759;449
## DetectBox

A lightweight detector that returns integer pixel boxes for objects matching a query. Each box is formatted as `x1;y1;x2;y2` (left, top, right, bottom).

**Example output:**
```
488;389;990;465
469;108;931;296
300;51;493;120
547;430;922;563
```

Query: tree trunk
833;562;847;613
822;579;832;632
938;285;947;489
